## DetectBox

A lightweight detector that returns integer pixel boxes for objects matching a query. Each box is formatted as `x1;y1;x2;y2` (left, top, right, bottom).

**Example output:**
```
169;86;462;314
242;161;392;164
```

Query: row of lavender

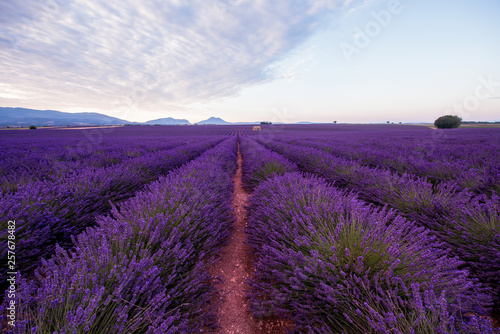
253;137;500;311
0;136;225;287
0;125;247;195
248;175;494;333
293;136;498;199
239;136;298;192
2;137;237;333
239;136;498;332
0;137;191;194
256;125;500;194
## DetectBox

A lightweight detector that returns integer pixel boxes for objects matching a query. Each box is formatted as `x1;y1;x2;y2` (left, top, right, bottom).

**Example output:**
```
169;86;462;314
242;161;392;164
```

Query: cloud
342;0;382;18
0;84;32;99
0;0;350;119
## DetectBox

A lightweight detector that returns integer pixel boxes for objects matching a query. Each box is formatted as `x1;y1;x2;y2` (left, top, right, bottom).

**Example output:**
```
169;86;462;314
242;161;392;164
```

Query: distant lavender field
1;124;499;333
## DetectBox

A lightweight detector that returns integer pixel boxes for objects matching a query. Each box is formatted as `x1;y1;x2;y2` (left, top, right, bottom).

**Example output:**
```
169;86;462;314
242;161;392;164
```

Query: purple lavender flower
246;172;494;332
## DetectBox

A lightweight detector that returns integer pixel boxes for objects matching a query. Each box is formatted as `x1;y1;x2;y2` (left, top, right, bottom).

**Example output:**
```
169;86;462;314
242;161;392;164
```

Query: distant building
252;126;261;131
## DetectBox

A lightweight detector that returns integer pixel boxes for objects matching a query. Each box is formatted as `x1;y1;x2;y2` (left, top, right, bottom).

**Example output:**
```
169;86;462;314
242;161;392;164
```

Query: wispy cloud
343;0;379;17
0;84;32;99
0;0;350;119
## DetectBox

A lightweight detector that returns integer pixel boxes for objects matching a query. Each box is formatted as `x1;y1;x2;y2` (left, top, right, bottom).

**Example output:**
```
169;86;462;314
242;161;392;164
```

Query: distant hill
0;107;133;126
197;116;230;125
144;117;191;125
0;107;325;127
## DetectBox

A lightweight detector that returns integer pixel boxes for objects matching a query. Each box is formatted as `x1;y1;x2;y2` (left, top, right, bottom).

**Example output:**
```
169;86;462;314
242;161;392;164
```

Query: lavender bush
255;125;500;194
2;137;237;333
246;173;495;333
0;135;194;194
1;124;498;332
0;137;224;290
239;136;298;191
257;138;500;313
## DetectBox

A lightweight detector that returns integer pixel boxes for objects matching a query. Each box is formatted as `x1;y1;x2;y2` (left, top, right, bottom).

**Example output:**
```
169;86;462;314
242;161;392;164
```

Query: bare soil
209;143;293;334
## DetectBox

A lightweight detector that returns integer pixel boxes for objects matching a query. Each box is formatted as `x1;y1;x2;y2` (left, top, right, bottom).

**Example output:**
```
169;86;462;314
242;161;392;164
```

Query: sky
0;0;499;123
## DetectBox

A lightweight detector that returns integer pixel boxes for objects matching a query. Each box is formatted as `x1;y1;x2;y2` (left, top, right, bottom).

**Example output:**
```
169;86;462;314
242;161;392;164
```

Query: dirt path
210;143;291;334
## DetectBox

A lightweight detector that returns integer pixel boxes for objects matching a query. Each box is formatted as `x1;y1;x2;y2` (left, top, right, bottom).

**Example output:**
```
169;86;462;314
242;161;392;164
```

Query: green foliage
434;115;462;129
252;161;289;184
29;125;37;130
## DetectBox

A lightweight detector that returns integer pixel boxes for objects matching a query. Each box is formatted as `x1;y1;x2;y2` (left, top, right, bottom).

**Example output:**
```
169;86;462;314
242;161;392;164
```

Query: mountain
197;116;230;125
144;117;191;125
1;107;319;127
0;107;133;126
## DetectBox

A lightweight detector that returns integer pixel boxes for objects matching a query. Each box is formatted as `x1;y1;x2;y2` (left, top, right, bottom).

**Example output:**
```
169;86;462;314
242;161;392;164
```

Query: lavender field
1;124;500;333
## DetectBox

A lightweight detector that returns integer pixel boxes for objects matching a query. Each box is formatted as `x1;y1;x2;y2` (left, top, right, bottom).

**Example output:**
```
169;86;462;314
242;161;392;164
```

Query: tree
434;115;462;129
29;125;37;130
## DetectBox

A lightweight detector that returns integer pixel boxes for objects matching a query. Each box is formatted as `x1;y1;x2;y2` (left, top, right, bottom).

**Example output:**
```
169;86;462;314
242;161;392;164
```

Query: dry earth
209;143;293;334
